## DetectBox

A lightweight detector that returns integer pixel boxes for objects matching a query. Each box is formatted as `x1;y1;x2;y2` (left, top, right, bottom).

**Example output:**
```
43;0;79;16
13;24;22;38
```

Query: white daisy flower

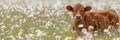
78;24;84;28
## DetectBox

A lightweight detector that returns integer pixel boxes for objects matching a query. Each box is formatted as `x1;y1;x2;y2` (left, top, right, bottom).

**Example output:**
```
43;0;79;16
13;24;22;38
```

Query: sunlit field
0;0;120;40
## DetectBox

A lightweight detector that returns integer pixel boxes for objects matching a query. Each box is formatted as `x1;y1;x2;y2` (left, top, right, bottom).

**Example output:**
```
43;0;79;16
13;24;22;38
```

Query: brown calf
90;9;119;31
66;3;119;37
83;11;110;32
66;3;92;37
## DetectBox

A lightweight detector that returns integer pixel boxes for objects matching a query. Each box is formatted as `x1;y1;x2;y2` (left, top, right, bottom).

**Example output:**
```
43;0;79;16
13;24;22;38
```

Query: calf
106;9;119;30
83;11;110;32
90;9;119;32
66;3;92;37
66;3;119;37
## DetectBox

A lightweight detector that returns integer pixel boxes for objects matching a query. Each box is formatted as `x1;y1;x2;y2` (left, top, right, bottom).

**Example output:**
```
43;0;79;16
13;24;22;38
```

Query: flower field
0;0;120;40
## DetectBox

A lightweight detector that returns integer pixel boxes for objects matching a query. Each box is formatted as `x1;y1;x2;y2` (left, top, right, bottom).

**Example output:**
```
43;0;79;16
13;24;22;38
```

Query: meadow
0;0;120;40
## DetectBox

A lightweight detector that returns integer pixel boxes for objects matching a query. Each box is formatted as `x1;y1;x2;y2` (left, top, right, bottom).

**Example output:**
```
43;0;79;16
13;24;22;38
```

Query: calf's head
66;3;92;20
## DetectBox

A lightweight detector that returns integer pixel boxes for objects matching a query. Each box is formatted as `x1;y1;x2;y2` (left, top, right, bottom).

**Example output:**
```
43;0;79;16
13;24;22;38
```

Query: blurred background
0;0;120;40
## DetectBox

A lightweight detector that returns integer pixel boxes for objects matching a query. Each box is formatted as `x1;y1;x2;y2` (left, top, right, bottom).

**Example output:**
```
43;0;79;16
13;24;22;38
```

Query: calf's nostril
76;16;80;19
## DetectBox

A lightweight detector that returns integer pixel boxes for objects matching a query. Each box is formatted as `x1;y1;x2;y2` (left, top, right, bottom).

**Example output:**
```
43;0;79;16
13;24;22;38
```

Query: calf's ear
84;6;92;11
66;5;73;11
